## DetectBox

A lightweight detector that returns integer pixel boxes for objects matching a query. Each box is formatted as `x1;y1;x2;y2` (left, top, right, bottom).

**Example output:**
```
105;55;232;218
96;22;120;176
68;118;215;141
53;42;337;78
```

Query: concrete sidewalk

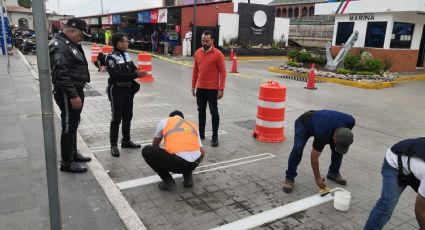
0;53;126;229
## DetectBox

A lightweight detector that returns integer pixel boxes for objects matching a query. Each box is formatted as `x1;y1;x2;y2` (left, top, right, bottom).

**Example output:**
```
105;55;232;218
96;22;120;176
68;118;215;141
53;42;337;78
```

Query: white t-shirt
154;118;202;162
386;147;425;197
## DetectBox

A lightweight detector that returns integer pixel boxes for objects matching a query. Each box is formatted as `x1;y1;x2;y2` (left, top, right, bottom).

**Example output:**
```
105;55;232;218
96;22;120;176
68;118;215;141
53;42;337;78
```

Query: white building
316;0;425;72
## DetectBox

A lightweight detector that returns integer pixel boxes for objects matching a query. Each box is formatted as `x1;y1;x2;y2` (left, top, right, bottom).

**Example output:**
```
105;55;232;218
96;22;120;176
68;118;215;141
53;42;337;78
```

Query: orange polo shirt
192;46;227;90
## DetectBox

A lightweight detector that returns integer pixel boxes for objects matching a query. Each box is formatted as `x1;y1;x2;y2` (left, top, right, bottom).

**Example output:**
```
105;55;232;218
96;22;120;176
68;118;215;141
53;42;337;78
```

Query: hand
69;96;82;110
217;90;224;99
191;88;196;97
136;70;148;77
198;152;205;163
315;177;326;189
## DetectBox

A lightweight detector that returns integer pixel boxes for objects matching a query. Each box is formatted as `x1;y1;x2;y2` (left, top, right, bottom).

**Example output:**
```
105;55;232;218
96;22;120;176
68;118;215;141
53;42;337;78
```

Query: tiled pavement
21;44;425;230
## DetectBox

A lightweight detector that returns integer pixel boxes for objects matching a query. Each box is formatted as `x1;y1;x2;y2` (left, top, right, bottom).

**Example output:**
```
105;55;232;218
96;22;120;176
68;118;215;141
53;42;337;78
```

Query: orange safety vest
162;116;200;154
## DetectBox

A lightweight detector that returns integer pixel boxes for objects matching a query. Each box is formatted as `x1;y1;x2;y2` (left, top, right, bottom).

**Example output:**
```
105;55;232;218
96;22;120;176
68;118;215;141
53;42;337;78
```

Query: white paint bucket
333;190;351;211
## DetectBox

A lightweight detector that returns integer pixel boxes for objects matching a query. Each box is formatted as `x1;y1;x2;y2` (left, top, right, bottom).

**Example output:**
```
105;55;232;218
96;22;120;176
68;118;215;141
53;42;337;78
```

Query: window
309;6;314;16
365;22;387;48
282;8;287;17
276;8;282;17
294;8;299;17
302;7;308;17
288;8;293;18
390;22;414;49
335;22;354;46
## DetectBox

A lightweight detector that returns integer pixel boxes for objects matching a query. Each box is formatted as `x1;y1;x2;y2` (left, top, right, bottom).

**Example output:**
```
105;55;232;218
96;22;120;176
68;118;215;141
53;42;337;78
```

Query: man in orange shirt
191;30;227;147
142;110;205;190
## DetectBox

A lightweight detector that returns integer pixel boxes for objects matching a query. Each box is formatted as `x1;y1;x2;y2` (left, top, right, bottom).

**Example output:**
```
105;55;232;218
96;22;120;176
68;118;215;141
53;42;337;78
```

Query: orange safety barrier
101;45;113;55
91;44;101;63
305;63;317;90
230;53;238;73
136;52;154;83
252;80;286;143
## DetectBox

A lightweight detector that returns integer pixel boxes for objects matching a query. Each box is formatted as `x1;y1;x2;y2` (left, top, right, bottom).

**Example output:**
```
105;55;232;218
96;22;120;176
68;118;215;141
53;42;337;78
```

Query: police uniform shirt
154;118;202;162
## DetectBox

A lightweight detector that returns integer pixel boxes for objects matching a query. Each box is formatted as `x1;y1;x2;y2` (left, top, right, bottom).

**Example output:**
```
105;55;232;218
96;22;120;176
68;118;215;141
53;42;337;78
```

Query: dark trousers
54;88;84;163
285;118;343;181
196;88;219;138
108;84;135;145
142;146;199;181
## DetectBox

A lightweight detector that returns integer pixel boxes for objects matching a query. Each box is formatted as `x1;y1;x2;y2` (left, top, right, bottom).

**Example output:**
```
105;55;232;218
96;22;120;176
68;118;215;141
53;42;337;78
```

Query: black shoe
158;178;176;191
211;137;219;147
60;162;88;173
200;134;205;140
73;152;91;162
121;140;141;148
111;145;120;157
183;174;193;188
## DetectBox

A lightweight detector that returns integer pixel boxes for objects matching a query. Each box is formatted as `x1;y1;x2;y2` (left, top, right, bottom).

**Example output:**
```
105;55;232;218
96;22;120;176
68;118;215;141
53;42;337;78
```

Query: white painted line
79;115;194;129
86;103;171;112
89;130;227;152
116;153;275;190
22;53;146;230
210;188;347;230
197;152;271;169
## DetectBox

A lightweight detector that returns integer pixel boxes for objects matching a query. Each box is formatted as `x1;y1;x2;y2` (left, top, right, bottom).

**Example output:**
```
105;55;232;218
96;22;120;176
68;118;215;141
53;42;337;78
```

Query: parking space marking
116;153;275;190
210;188;347;230
89;130;227;152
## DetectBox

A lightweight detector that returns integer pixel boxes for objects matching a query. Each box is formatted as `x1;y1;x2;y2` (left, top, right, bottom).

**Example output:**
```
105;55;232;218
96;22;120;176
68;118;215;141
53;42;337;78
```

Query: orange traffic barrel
253;80;286;142
136;52;154;83
101;45;113;55
91;44;101;63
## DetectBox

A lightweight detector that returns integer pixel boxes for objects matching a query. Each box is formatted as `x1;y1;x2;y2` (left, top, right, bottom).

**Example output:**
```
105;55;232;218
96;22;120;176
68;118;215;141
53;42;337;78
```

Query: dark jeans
108;84;135;124
196;88;219;138
142;146;199;181
54;88;84;162
285;118;343;181
364;159;407;230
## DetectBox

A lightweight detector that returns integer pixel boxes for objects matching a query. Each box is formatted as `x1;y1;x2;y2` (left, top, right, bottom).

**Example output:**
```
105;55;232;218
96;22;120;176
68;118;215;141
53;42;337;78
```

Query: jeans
196;88;219;138
151;42;157;53
285;118;343;181
364;159;406;230
142;146;199;181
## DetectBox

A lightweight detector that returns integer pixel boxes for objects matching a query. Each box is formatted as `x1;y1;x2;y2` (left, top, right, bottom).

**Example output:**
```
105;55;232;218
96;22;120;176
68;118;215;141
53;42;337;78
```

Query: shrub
382;56;395;72
362;58;384;74
311;55;327;65
336;68;351;75
18;0;32;8
344;55;361;71
287;50;299;60
355;71;376;76
287;60;302;67
298;51;312;63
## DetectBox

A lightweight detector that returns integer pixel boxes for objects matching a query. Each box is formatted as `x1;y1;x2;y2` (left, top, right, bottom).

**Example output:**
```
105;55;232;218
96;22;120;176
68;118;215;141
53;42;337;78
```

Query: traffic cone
229;48;234;61
230;53;238;73
305;63;317;90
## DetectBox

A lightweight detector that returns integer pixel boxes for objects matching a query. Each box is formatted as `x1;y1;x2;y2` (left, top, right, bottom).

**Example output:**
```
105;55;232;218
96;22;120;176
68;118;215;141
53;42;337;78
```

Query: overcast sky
45;0;273;17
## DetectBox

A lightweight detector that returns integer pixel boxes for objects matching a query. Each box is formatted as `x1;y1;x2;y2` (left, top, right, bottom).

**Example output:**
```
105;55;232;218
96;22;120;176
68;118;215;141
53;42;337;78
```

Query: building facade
316;0;425;72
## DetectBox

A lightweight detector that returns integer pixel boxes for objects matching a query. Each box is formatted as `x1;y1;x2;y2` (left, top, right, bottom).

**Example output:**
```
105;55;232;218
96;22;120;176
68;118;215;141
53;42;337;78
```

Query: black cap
65;18;90;37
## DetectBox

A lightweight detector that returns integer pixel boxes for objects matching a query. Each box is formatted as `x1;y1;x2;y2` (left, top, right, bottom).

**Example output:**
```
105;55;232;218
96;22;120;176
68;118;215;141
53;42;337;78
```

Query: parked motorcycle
19;34;36;55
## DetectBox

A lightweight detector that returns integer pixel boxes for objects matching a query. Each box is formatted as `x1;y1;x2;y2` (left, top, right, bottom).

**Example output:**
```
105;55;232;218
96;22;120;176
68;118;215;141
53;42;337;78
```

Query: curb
229;56;287;61
395;74;425;83
268;67;396;89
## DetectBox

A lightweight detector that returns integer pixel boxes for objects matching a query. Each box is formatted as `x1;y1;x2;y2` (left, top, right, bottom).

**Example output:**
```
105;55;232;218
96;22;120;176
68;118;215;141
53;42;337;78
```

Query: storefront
316;0;425;72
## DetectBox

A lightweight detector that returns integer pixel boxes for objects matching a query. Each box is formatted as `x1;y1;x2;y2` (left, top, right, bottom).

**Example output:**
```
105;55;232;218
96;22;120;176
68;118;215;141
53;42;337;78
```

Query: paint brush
319;187;331;197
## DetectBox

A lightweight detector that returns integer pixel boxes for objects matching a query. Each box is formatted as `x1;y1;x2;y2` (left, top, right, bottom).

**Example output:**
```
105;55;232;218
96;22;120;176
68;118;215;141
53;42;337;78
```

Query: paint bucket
333;190;351;211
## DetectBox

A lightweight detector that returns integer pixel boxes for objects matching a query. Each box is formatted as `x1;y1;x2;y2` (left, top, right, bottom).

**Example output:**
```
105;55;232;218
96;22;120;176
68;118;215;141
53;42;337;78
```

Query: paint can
333;190;351;211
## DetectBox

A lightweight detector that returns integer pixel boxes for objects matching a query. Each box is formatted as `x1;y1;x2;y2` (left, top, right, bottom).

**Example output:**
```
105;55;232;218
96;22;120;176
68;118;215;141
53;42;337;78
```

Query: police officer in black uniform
106;33;147;157
49;18;92;173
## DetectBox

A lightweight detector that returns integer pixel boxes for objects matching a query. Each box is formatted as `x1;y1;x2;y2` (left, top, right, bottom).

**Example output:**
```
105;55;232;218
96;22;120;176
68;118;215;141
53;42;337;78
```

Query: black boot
110;122;120;157
183;173;194;187
61;133;74;163
158;177;176;191
72;133;91;162
121;121;141;148
60;161;88;173
211;136;219;147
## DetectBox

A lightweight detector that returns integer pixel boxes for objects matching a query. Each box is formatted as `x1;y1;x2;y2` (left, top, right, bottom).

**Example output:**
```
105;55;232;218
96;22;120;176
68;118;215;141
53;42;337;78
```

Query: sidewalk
0;53;126;229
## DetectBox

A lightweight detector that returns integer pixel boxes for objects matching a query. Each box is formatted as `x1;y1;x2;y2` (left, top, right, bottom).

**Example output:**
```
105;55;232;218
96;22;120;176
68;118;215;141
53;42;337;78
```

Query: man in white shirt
142;110;205;190
364;137;425;229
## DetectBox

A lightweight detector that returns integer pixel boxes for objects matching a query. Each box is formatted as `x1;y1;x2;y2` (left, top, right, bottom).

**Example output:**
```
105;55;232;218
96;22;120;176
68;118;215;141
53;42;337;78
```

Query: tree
18;0;32;8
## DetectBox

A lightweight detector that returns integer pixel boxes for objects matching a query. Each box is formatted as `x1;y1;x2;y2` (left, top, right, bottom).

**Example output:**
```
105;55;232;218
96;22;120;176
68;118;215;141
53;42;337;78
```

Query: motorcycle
19;34;36;55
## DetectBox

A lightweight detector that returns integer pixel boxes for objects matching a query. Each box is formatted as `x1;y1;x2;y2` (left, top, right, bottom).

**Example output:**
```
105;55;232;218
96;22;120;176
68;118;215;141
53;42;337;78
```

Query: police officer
106;33;147;157
50;18;91;173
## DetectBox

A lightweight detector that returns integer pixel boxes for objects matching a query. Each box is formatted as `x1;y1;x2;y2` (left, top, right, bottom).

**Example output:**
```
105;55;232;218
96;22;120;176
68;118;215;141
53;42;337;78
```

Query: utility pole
101;0;104;14
32;0;62;229
192;0;197;56
0;0;10;73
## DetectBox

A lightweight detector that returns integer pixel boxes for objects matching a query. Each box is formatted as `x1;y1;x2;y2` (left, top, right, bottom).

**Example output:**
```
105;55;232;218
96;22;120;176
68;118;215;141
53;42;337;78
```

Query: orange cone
230;53;238;73
305;63;317;90
229;48;234;61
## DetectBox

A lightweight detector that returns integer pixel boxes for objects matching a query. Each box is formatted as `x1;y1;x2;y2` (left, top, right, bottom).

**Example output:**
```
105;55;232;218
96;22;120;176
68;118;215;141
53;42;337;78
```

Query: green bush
362;59;384;73
298;51;312;63
336;68;351;75
355;71;376;76
287;60;302;67
287;50;299;60
311;55;327;65
344;55;361;71
18;0;32;8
